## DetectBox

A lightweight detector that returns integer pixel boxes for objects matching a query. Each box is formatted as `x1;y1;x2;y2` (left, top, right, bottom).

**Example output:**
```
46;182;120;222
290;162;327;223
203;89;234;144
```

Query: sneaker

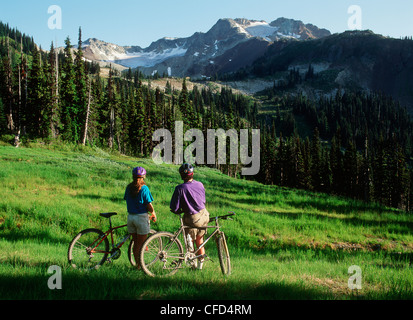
197;259;205;270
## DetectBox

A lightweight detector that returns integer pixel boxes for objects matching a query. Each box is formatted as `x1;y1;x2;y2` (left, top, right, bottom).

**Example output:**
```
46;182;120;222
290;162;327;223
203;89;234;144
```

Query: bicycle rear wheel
68;229;109;271
216;233;231;275
140;232;184;277
128;229;157;267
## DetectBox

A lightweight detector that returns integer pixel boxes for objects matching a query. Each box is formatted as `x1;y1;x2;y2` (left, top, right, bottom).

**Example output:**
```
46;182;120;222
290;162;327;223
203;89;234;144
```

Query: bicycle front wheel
216;233;231;275
128;229;157;267
68;229;109;271
140;232;184;277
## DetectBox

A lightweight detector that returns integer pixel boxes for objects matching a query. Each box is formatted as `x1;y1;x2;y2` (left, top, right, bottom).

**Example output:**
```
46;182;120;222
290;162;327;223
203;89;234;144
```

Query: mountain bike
68;212;156;271
139;211;235;277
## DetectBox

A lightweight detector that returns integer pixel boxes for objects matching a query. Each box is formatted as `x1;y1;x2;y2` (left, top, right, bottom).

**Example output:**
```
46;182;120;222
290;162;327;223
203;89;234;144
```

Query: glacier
109;46;187;68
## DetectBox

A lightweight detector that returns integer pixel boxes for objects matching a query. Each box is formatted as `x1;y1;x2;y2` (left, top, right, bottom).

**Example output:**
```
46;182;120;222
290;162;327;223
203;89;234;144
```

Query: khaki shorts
183;208;210;239
127;214;150;235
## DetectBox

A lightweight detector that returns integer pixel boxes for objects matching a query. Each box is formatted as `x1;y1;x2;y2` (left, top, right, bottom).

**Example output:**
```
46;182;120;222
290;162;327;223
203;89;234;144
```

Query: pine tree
1;36;14;132
296;136;311;189
60;37;77;142
0;97;7;133
45;42;60;139
179;78;196;129
74;27;88;143
134;87;146;156
26;46;45;137
310;127;323;191
372;136;391;206
388;140;409;209
343;140;358;198
330;128;344;195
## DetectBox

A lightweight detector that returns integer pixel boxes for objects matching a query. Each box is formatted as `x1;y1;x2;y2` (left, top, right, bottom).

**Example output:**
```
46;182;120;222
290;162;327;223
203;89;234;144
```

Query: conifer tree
26;46;45;137
46;42;60;138
74;27;88;143
330;129;343;195
310;127;323;191
60;37;77;142
1;36;14;132
343;140;358;198
179;78;196;129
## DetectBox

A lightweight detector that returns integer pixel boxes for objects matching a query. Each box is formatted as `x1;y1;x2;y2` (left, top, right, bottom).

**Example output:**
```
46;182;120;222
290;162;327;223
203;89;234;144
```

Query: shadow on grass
1;263;411;301
0;268;338;300
0;229;70;245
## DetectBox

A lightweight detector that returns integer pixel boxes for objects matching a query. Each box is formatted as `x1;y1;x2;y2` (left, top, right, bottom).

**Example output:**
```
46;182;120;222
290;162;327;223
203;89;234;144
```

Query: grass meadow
0;142;412;300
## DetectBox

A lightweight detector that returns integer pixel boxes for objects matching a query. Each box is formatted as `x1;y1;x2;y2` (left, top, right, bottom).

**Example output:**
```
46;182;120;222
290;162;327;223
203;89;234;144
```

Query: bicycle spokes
140;232;184;277
68;229;109;271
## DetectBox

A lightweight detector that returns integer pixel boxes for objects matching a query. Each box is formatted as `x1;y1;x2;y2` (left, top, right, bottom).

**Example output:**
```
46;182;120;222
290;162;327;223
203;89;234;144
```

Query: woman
124;166;157;269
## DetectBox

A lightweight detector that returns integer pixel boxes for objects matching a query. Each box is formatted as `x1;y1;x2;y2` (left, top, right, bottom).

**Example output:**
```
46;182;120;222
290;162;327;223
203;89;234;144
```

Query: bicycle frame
90;221;130;255
168;215;225;261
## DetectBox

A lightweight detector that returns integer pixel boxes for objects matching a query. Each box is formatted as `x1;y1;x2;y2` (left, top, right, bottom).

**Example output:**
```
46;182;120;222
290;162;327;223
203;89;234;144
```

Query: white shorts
127;214;150;235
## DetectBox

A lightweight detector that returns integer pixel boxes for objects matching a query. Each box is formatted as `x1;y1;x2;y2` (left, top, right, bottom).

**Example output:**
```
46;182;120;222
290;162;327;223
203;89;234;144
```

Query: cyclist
170;163;209;270
124;166;157;269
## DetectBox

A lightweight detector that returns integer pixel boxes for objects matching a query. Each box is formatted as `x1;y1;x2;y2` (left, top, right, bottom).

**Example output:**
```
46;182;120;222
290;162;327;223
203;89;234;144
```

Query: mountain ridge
240;29;413;113
79;17;331;77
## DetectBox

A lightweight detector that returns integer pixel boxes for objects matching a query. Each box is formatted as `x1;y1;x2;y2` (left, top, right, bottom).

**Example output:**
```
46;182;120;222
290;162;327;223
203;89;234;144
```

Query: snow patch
244;21;279;38
109;46;188;68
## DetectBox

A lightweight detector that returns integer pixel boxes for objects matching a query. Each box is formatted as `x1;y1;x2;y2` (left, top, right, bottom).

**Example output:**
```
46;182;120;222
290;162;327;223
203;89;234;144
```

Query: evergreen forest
1;24;412;211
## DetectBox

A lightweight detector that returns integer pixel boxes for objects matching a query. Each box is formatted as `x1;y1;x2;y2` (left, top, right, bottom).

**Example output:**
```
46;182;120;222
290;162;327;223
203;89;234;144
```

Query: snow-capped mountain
82;18;331;77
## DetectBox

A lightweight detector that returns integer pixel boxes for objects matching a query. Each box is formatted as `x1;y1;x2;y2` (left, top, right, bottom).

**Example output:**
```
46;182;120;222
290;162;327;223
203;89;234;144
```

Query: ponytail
129;176;146;197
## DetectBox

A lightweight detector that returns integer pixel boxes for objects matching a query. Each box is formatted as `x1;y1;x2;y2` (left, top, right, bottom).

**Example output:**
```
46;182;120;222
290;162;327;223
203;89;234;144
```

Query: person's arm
170;187;181;214
147;202;157;222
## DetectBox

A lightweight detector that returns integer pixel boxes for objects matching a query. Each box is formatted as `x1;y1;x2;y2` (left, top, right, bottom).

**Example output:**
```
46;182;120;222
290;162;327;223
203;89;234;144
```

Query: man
170;163;210;269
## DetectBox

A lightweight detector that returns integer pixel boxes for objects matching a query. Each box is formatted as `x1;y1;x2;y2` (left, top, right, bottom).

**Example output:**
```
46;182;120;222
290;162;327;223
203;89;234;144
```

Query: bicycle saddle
100;212;118;218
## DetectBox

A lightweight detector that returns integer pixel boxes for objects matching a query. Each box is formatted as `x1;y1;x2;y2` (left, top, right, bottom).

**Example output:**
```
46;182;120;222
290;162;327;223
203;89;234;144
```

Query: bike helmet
132;166;147;178
179;163;194;176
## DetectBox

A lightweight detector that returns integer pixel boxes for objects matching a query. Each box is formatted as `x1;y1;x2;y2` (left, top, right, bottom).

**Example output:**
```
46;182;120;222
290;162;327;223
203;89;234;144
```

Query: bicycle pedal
202;254;213;263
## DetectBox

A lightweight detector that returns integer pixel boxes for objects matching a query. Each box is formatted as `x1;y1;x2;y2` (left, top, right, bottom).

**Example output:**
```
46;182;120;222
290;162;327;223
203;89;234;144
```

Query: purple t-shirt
170;180;206;215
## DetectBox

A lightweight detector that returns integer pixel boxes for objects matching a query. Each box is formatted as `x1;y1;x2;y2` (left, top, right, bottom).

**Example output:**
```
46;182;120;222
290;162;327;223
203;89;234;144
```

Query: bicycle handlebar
209;212;236;222
171;210;236;222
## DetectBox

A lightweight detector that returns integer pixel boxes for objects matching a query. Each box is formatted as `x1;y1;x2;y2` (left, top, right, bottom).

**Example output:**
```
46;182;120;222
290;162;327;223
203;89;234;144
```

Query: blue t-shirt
124;184;154;214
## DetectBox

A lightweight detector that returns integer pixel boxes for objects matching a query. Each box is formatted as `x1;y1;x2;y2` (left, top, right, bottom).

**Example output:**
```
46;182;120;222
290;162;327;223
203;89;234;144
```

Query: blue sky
1;0;412;49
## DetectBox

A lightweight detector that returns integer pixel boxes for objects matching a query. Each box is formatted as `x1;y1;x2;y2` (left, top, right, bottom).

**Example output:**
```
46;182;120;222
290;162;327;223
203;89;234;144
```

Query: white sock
197;259;204;270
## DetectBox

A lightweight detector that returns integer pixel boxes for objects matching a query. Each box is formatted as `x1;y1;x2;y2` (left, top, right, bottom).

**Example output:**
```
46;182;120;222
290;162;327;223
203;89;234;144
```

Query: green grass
0;143;412;300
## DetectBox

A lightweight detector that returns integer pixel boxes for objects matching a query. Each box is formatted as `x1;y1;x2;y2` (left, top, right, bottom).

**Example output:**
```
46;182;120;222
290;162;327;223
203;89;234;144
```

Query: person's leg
195;236;205;256
132;233;148;269
195;235;205;269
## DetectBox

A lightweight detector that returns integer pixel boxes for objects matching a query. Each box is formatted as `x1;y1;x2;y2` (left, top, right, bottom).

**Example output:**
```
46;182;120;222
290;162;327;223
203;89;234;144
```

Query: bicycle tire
127;229;157;267
68;228;109;271
140;232;184;277
216;233;231;275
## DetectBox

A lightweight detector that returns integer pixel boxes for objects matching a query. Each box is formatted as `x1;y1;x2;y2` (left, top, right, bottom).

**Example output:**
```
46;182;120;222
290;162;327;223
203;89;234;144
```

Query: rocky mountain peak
79;17;331;77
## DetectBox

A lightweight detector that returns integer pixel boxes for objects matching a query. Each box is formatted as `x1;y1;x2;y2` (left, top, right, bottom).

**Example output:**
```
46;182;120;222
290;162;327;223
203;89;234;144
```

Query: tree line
1;26;412;211
257;91;413;211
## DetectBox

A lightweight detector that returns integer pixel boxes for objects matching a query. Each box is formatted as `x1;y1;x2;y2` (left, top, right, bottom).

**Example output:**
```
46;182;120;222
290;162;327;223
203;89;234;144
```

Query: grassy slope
0;143;412;300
